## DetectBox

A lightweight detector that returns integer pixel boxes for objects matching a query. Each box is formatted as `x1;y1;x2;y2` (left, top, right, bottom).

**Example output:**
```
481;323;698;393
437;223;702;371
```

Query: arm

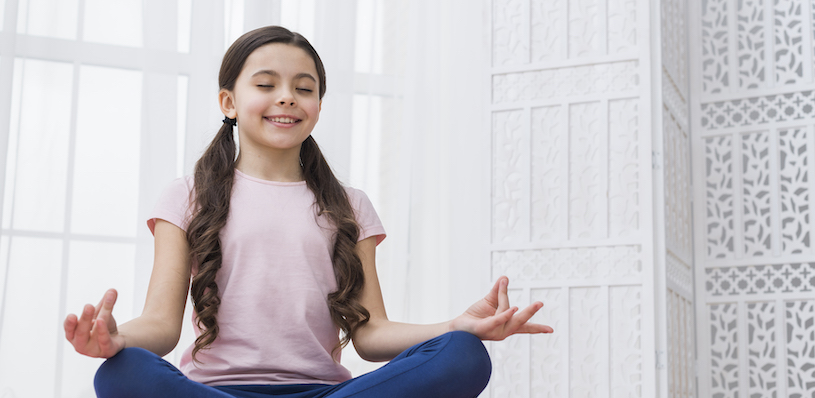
64;219;192;358
350;237;553;362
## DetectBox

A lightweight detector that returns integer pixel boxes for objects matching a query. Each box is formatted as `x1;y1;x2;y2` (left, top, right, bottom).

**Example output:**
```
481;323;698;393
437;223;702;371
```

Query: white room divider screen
691;0;815;397
488;0;657;396
488;0;815;397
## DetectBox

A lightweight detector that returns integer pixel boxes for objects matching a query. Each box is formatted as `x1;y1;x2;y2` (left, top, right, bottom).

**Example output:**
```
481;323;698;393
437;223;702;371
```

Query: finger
74;304;96;343
496;277;510;313
482;306;517;332
97;289;118;321
483;277;503;307
92;295;105;319
64;314;78;342
95;318;113;357
514;323;555;334
505;302;544;334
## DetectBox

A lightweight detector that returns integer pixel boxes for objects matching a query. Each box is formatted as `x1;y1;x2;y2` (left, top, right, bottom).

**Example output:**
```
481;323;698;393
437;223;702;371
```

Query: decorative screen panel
492;110;527;244
785;300;815;398
777;128;811;255
701;0;730;95
489;0;649;396
704;135;736;260
692;1;815;396
610;286;643;397
709;303;740;398
746;302;778;397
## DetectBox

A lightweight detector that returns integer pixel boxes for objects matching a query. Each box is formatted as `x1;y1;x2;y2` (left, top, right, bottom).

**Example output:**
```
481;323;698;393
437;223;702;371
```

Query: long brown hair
186;26;369;362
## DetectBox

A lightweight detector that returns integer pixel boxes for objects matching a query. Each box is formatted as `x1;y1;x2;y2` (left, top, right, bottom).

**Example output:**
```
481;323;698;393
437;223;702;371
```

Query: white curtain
0;0;491;396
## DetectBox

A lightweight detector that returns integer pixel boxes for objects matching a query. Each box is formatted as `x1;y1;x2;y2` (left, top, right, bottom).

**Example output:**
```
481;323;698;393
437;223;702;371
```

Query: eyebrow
251;70;317;83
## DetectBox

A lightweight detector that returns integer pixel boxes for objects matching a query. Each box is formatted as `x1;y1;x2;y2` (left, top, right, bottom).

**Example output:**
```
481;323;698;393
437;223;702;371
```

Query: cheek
303;101;321;121
239;95;270;117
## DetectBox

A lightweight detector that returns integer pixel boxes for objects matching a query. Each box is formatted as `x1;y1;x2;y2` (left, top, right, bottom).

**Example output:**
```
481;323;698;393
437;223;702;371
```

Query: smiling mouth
265;116;301;124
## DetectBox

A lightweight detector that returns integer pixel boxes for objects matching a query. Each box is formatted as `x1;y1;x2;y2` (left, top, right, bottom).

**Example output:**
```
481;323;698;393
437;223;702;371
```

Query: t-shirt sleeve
347;188;386;245
147;176;194;235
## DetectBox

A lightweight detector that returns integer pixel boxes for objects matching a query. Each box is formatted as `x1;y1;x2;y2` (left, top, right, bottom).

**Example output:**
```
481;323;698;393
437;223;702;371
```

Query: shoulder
147;176;195;234
343;186;368;203
342;186;386;245
343;186;376;214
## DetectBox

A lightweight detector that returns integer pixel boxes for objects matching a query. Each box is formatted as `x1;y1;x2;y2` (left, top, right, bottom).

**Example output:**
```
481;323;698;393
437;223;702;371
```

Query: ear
318;99;322;112
218;89;237;119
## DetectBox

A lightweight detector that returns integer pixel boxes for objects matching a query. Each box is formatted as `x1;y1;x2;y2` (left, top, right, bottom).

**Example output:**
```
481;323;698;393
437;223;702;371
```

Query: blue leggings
94;331;491;398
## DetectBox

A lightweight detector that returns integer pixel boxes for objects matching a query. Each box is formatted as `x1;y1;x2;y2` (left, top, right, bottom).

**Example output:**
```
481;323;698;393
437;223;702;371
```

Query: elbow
353;344;390;363
351;321;392;362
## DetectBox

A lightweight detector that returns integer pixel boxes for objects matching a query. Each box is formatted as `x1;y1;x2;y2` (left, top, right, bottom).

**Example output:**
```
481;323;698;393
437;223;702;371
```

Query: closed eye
297;88;313;92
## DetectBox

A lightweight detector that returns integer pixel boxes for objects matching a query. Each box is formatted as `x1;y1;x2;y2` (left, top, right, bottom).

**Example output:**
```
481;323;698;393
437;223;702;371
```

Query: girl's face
220;43;321;157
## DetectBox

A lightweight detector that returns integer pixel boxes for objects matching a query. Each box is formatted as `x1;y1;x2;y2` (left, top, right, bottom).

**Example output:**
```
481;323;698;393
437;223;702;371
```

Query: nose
277;88;296;106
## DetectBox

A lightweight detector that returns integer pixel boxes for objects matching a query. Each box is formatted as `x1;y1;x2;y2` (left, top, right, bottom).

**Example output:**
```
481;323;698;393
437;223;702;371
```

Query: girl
63;26;552;398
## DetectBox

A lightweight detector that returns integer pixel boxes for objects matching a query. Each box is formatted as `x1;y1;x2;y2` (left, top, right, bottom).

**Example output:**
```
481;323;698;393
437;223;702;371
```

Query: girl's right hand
63;288;125;358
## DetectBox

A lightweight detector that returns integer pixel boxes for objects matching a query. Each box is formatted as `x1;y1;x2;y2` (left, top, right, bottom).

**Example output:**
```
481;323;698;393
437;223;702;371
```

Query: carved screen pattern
609;98;640;238
746;302;778;398
667;252;693;297
664;108;692;259
661;0;689;95
607;0;637;55
786;300;815;398
569;102;605;240
610;285;642;398
531;105;564;242
530;288;563;398
570;287;604;397
705;135;736;260
492;0;527;66
568;0;603;58
492;246;642;282
492;61;639;104
702;128;813;262
705;263;815;296
490;1;648;396
773;0;806;86
492;110;526;243
701;0;730;94
491;289;528;397
741;131;773;257
491;286;644;398
778;128;811;255
668;292;677;398
664;71;689;127
737;0;767;90
667;290;694;398
709;303;740;398
700;91;815;130
683;296;694;398
531;0;563;62
498;0;638;66
700;0;812;95
499;99;642;246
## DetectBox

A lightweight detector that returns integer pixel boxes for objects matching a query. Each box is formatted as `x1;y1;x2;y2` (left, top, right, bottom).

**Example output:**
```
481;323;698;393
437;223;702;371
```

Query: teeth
268;117;298;123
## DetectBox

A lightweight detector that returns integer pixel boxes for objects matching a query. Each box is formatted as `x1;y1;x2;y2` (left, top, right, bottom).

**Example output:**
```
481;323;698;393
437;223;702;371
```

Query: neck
235;145;304;182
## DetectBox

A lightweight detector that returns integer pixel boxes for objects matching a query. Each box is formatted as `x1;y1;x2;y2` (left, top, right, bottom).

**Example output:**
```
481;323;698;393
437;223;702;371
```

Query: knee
96;347;153;377
94;348;161;397
443;331;492;387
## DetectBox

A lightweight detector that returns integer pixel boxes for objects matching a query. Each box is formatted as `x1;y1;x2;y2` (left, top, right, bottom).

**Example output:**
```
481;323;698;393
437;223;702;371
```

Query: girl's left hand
449;276;553;341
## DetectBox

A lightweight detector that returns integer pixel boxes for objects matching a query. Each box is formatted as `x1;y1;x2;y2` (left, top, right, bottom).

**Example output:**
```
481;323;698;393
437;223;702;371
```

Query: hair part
186;26;368;362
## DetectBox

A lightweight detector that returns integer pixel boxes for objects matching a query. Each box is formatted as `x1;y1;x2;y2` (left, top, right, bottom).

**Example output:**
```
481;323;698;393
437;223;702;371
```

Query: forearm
117;315;182;357
352;318;453;362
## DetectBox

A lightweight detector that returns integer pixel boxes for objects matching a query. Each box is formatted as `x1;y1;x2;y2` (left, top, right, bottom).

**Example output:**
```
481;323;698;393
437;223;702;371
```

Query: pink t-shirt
147;169;386;386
